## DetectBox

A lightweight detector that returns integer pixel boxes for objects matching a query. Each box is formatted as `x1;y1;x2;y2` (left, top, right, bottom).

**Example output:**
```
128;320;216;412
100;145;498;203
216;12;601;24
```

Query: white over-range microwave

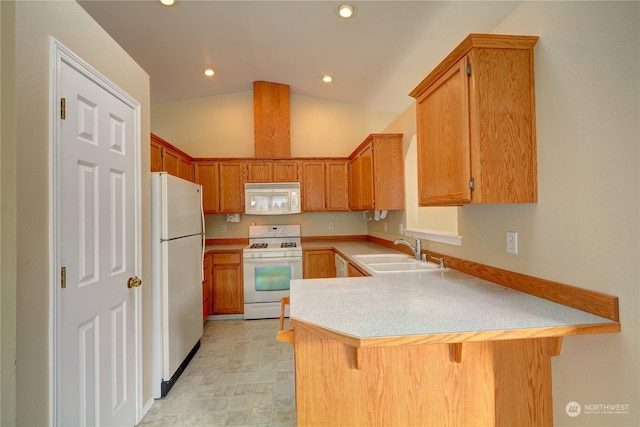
245;182;301;215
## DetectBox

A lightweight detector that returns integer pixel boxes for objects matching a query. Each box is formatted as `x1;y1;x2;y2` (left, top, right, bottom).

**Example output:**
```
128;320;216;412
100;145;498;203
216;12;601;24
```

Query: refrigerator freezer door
162;173;203;239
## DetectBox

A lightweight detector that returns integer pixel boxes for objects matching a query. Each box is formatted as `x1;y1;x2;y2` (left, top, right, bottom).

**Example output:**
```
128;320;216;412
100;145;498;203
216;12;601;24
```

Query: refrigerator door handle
200;187;205;283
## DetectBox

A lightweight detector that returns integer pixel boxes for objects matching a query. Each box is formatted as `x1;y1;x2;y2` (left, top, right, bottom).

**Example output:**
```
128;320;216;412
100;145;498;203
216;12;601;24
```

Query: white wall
151;91;398;158
0;2;17;425
9;1;151;425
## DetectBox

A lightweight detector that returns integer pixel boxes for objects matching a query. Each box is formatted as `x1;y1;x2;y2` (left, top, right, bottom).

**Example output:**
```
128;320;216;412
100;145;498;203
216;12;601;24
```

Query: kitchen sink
352;254;413;264
365;261;442;273
353;254;444;273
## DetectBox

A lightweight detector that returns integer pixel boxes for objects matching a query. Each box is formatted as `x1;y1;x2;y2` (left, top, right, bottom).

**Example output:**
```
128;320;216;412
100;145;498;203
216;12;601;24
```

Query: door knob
127;276;142;288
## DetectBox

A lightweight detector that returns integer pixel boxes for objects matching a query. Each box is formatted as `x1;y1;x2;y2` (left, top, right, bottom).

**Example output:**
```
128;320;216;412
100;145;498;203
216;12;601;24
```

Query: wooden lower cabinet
211;252;243;314
348;263;368;277
292;322;556;426
303;249;336;279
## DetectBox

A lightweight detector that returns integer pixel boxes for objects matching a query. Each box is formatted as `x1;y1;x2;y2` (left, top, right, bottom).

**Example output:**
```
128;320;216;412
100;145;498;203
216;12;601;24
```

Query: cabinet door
219;162;244;213
301;161;326;212
303;250;336;279
372;137;405;210
150;138;163;172
416;58;471;205
194;161;219;214
326;160;349;211
358;146;375;210
469;47;537;203
162;146;180;177
246;161;273;182
212;252;243;314
273;161;299;182
177;156;193;182
349;155;362;210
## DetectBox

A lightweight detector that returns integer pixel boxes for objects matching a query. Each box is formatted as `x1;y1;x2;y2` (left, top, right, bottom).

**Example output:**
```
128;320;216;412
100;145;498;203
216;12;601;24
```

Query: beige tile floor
138;319;296;427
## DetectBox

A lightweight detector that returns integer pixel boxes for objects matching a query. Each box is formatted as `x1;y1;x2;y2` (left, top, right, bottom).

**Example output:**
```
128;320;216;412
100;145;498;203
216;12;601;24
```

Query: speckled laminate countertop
291;241;619;343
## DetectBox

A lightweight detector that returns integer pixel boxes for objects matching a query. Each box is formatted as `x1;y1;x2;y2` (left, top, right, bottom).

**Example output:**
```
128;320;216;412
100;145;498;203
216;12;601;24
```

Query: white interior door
55;45;140;427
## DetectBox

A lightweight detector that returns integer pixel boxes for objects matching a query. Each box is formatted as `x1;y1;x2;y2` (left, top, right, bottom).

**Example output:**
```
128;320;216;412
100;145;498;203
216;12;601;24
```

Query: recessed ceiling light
336;3;356;19
322;75;333;83
204;68;215;77
160;0;175;6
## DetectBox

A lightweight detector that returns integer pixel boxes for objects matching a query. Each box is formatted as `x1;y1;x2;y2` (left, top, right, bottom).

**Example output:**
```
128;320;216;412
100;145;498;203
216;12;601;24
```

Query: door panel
59;58;138;427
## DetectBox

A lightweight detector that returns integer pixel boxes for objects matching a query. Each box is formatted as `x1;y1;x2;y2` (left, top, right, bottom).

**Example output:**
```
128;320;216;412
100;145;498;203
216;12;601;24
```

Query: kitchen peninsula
287;246;620;426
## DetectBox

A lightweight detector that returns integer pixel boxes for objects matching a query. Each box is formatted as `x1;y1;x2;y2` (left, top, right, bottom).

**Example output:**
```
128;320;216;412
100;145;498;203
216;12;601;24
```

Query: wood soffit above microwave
253;81;290;158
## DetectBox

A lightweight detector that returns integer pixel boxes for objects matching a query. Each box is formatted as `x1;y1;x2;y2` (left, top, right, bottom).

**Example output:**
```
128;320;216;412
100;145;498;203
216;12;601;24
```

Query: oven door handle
243;256;302;264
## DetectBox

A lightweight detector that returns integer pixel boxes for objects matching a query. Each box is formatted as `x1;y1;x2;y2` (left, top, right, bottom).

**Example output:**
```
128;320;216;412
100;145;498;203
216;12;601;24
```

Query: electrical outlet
399;223;404;235
221;224;227;233
506;231;518;254
384;222;388;232
329;221;334;230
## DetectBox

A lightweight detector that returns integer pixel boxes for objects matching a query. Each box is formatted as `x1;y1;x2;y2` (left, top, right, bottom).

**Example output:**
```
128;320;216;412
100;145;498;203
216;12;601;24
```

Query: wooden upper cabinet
301;160;349;212
301;161;326;212
150;133;193;181
150;137;163;172
194;161;219;214
246;160;299;182
177;157;193;181
349;134;404;211
194;161;244;214
246;161;273;182
325;160;349;211
253;81;290;158
410;34;538;205
162;146;180;176
350;146;374;210
219;162;244;213
273;161;299;182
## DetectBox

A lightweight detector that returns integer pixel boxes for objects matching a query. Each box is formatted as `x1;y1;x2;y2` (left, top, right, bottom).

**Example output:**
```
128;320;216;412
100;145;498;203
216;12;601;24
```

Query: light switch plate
506;231;518;254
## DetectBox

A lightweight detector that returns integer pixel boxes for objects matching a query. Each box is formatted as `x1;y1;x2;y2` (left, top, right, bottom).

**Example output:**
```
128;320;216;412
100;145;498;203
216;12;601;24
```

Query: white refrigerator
151;172;204;398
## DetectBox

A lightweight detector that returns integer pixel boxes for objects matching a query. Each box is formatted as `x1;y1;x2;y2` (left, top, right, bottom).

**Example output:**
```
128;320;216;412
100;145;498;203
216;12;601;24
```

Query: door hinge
160;147;164;157
469;177;475;191
466;63;472;76
60;98;66;120
61;266;66;289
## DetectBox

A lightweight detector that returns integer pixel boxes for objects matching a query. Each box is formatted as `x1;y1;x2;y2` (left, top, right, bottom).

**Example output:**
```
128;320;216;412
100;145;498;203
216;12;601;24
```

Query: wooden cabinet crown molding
409;34;539;98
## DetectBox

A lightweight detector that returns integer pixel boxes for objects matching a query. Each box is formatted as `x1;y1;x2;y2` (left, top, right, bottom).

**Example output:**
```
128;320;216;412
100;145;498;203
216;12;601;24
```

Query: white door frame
48;38;143;426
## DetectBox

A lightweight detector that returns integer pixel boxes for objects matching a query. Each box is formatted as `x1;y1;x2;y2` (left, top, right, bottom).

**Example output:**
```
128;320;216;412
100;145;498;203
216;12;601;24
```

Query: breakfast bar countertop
290;241;620;345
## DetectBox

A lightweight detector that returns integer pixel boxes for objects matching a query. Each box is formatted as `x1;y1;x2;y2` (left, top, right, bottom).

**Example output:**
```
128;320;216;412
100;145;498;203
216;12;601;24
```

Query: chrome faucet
394;237;422;261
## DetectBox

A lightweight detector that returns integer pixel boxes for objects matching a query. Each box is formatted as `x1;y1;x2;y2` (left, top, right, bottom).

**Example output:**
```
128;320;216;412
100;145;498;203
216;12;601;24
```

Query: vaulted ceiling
79;1;523;114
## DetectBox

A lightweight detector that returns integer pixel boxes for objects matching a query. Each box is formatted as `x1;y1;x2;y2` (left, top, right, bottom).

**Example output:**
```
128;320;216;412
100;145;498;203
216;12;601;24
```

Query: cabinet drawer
213;252;241;264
